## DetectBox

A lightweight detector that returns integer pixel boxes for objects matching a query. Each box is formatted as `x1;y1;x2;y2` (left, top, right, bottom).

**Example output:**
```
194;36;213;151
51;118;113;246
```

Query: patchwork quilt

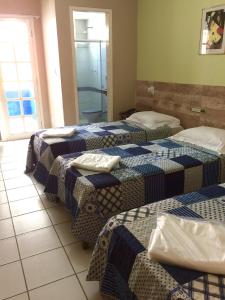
44;138;225;245
87;183;225;300
25;121;175;184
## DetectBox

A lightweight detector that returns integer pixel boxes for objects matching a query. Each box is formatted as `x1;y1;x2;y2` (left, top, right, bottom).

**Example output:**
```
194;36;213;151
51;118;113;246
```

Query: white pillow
171;126;225;154
126;111;180;129
148;213;225;275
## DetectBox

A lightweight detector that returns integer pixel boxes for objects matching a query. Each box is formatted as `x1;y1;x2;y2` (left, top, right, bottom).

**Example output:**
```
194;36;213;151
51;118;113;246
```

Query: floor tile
0;139;103;299
35;183;45;195
0;203;11;220
10;197;44;217
29;276;86;300
3;169;27;180
0;261;26;300
0;180;5;191
8;293;29;300
0;237;19;266
7;186;38;202
0;218;14;239
17;227;61;258
78;271;102;300
22;248;74;290
40;194;57;209
47;206;71;225
13;210;51;235
54;222;78;246
0;191;8;204
29;175;39;185
0;156;15;163
0;152;26;159
65;242;93;273
5;176;33;190
1;162;25;171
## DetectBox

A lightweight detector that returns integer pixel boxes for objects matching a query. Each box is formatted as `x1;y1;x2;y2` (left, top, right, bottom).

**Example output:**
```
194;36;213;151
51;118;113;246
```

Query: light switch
147;86;154;96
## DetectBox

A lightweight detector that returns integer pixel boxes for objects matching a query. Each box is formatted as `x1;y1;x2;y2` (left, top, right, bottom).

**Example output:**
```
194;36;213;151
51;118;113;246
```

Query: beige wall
41;0;64;127
55;0;137;124
0;0;40;15
0;0;51;127
0;0;137;127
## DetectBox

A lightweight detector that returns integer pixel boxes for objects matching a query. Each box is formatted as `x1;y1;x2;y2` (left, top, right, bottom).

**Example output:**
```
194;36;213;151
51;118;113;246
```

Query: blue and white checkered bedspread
25;121;175;184
87;183;225;300
44;138;225;245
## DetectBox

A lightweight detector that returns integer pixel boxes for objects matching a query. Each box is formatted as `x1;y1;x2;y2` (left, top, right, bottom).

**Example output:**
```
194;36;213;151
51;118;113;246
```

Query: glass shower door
72;10;110;125
75;40;107;124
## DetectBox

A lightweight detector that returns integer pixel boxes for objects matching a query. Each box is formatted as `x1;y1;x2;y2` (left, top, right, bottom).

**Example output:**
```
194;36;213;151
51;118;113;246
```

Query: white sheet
148;213;225;275
40;128;76;138
70;153;121;173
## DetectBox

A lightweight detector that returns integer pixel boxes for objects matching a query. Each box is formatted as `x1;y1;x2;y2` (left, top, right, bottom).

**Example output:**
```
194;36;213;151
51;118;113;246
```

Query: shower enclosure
75;40;107;123
72;11;110;124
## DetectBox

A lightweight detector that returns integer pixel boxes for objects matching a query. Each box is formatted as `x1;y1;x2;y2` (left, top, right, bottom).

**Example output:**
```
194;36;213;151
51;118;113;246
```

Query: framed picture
200;5;225;54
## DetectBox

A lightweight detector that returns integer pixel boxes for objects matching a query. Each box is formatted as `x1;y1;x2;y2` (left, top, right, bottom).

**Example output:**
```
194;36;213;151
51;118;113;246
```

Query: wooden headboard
136;81;225;129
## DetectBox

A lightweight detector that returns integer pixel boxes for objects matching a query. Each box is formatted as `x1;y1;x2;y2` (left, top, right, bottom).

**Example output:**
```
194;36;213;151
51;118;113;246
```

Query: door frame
0;15;43;141
69;6;113;123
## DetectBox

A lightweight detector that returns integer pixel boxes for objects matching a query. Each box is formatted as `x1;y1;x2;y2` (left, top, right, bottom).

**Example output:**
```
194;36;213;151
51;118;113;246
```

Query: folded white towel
40;128;76;138
148;213;225;275
70;153;121;173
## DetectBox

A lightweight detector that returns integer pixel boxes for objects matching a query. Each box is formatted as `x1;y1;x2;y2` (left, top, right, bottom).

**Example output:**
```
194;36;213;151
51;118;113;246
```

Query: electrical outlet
191;107;202;113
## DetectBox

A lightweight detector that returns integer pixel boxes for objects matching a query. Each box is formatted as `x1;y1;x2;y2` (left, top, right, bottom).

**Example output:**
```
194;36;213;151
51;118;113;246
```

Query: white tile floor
0;139;102;300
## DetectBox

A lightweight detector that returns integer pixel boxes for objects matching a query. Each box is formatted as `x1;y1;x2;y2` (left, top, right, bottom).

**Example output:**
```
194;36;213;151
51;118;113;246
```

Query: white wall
41;0;64;127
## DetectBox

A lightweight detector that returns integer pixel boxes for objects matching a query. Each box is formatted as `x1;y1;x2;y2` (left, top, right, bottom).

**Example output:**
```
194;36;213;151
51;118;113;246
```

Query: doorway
0;17;41;140
71;9;113;124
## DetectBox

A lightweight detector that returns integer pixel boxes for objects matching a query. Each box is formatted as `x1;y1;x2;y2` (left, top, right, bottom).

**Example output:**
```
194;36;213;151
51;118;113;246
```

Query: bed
87;183;225;300
26;120;181;184
44;136;225;246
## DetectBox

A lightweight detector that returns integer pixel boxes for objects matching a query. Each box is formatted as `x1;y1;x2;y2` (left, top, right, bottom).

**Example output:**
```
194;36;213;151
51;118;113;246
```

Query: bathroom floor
0;139;102;300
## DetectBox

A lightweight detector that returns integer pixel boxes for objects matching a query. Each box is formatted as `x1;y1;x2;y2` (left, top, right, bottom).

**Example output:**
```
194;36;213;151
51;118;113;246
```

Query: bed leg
82;241;90;250
45;193;59;203
101;293;114;299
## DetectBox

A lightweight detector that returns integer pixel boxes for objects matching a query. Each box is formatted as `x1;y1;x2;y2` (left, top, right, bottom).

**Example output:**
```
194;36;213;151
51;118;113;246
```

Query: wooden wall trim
136;81;225;129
